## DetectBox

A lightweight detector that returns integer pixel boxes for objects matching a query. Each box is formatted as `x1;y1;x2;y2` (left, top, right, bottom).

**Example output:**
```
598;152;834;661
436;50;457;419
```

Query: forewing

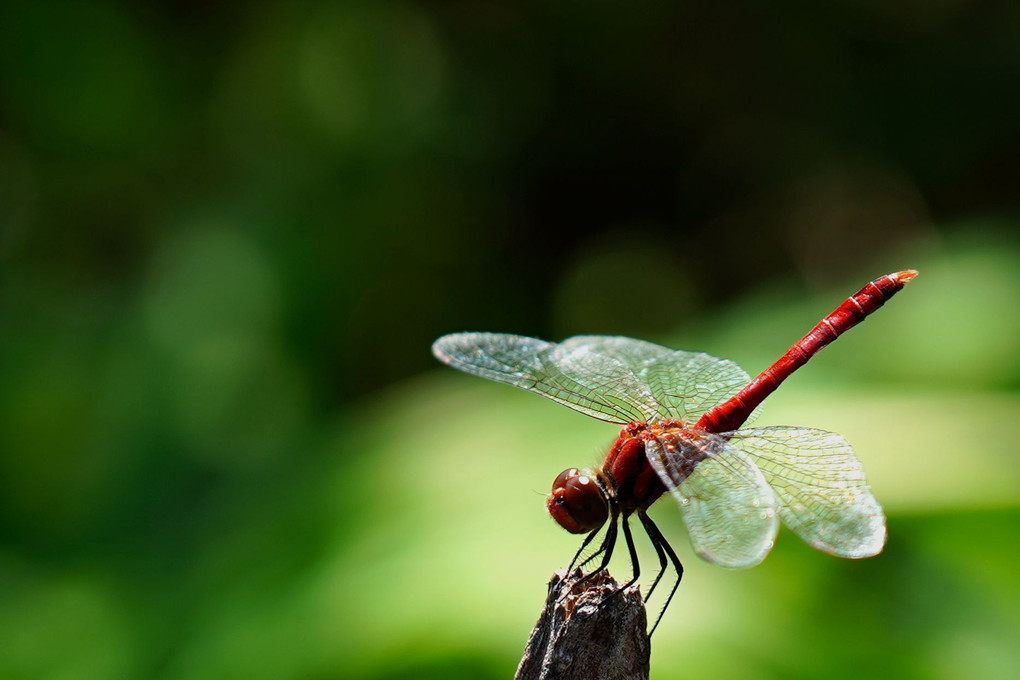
431;333;657;423
645;432;779;568
567;336;753;422
729;427;886;558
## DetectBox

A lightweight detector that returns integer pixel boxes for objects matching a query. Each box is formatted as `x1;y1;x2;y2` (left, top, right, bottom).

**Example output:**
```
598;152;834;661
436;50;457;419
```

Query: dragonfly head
547;467;609;534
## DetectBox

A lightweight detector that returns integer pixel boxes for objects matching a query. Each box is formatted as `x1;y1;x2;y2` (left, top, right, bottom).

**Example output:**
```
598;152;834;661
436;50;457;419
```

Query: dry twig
515;570;650;680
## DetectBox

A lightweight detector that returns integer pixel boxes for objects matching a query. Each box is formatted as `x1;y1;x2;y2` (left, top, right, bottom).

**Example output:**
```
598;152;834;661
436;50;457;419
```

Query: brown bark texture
515;570;650;680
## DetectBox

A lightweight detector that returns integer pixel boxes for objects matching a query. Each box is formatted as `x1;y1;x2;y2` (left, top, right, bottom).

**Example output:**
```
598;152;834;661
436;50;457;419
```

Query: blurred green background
1;1;1019;678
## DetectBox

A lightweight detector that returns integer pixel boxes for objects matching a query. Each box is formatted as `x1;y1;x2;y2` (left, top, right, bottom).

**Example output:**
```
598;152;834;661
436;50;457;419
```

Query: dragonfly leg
577;549;604;570
638;510;669;602
562;508;619;597
595;512;642;607
566;527;602;574
639;510;683;636
615;512;641;592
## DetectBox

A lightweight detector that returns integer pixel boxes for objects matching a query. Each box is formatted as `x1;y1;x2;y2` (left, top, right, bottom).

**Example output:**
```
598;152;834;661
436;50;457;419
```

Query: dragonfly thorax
601;422;679;513
547;467;610;534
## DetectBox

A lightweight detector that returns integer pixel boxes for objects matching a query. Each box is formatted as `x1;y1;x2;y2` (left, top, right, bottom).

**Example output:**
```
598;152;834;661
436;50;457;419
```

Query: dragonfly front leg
564;507;620;595
566;526;603;575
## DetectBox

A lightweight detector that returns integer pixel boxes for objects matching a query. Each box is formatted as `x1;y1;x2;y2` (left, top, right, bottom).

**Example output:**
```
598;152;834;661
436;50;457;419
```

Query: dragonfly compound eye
547;468;609;534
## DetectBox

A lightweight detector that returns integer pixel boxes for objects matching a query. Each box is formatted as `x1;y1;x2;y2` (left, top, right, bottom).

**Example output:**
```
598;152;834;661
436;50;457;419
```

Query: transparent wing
563;336;753;422
645;432;779;568
728;427;886;558
431;333;660;424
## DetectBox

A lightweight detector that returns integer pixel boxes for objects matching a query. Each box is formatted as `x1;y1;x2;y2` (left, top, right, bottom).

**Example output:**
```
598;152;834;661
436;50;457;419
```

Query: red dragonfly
432;270;916;631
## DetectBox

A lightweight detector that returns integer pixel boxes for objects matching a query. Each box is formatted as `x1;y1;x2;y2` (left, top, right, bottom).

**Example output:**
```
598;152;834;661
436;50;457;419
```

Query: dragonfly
432;270;916;632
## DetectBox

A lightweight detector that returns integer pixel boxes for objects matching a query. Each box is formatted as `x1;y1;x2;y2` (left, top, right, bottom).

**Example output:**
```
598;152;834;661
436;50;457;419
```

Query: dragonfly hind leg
639;509;684;636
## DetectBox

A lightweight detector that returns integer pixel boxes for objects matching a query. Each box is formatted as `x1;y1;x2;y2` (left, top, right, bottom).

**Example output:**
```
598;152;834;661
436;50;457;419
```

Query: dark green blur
1;2;1018;678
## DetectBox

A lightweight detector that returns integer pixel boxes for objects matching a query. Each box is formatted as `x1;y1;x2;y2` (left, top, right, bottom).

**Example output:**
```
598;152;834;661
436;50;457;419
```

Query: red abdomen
696;270;917;433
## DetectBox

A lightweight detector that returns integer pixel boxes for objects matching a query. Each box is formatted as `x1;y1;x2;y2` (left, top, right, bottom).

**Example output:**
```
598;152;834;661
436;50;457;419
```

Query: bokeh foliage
0;1;1018;679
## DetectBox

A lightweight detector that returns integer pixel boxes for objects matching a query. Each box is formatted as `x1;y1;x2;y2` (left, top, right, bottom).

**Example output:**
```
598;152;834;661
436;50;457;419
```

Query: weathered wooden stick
515;570;650;680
